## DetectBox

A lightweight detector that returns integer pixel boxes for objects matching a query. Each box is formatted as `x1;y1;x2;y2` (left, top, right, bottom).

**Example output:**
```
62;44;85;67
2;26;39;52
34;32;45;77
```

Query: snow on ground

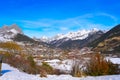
45;59;73;72
0;63;120;80
106;57;120;64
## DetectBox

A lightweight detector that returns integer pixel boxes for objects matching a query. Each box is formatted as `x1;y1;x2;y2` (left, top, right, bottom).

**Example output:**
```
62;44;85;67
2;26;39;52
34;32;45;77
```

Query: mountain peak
10;24;23;34
0;24;23;34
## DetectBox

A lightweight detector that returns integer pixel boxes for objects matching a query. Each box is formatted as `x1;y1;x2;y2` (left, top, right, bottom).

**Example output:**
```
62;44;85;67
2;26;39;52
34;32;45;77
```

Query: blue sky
0;0;120;38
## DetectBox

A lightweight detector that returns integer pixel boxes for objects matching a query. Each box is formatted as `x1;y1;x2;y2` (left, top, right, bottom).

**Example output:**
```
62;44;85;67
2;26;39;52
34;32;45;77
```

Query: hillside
88;24;120;57
89;24;120;47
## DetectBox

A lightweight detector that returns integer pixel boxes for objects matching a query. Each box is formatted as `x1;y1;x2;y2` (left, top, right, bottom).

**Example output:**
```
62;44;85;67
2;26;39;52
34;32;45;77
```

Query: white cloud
18;12;118;37
60;27;68;31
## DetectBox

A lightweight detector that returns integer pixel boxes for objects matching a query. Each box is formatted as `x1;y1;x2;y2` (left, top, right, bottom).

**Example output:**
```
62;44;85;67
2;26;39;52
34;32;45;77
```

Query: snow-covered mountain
50;28;99;42
0;24;23;42
40;28;100;43
0;24;50;48
40;28;104;49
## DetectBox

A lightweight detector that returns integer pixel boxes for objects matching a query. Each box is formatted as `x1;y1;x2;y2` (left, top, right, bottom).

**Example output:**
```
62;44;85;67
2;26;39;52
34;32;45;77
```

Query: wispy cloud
18;12;118;37
97;13;118;22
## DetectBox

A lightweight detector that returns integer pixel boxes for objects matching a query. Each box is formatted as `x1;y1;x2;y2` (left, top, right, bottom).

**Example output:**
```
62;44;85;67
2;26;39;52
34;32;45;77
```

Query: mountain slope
12;33;49;46
89;24;120;48
12;33;35;43
88;24;120;57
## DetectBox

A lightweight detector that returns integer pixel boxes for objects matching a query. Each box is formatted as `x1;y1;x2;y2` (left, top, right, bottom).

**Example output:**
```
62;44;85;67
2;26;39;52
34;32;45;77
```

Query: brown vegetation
84;53;119;76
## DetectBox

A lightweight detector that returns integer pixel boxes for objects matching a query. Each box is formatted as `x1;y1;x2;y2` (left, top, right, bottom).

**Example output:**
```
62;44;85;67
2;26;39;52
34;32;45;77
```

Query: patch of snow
45;59;73;72
10;29;19;34
45;59;60;63
106;57;120;64
0;36;12;42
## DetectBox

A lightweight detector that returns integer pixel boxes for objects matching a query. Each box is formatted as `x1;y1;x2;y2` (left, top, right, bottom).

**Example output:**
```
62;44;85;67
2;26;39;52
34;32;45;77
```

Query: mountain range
48;29;104;49
0;24;120;54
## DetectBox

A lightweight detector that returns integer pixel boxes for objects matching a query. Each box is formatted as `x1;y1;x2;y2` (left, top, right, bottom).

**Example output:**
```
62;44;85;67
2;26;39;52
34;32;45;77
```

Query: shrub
40;62;53;74
40;69;47;77
0;41;22;54
84;53;119;76
71;60;86;77
27;55;36;68
3;53;40;74
39;62;62;77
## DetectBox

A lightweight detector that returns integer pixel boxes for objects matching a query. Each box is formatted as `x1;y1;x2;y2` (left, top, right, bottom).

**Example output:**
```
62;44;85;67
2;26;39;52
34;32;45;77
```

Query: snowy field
0;63;120;80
